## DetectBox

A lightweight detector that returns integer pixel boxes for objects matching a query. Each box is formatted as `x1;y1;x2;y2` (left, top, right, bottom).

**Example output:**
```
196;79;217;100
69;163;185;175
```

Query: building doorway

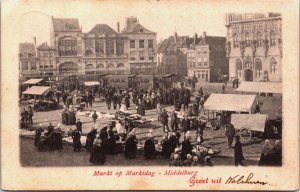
244;69;253;81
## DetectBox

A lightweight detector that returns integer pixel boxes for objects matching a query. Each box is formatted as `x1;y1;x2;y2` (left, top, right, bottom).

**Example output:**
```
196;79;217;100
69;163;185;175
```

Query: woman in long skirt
124;131;138;159
89;138;106;165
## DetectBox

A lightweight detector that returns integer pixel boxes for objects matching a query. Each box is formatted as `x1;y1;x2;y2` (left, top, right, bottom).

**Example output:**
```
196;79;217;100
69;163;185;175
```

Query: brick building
225;13;282;82
187;32;228;82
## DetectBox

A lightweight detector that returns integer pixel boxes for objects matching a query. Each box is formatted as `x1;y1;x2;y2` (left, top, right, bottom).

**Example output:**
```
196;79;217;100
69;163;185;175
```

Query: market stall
235;81;282;94
22;86;59;111
204;93;257;114
231;114;268;142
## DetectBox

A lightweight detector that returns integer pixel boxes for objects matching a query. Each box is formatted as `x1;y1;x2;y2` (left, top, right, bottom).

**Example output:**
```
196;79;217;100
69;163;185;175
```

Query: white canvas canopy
22;78;43;85
204;93;257;113
22;86;52;95
235;81;282;94
84;81;100;86
231;114;268;132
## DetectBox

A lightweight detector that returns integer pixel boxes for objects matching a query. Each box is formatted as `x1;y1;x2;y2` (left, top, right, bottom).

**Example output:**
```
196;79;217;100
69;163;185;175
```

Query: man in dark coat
160;109;170;133
234;136;245;166
62;93;67;105
180;135;193;161
144;133;156;160
166;133;178;158
75;119;83;134
182;116;190;134
258;140;273;166
89;138;105;165
72;129;81;152
225;122;235;148
170;109;178;132
271;140;282;166
85;129;97;152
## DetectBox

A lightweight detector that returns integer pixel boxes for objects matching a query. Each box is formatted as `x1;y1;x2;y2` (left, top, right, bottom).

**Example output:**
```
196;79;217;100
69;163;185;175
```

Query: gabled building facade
122;17;157;75
157;33;194;79
187;32;228;82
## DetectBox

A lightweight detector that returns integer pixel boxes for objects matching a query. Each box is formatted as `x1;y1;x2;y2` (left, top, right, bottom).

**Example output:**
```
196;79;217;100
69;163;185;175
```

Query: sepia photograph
1;0;299;190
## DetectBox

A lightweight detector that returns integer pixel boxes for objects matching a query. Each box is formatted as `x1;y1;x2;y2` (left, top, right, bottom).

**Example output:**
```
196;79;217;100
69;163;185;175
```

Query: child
92;111;98;123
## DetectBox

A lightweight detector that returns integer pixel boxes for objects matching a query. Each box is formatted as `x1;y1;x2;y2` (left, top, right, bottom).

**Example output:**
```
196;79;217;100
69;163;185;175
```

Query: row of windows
130;51;154;61
85;63;125;68
189;61;208;68
38;52;54;57
21;61;36;70
195;71;209;79
233;31;277;48
130;39;154;49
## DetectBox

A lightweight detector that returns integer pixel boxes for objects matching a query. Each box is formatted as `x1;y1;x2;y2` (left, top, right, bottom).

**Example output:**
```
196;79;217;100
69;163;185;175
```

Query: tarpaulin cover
236;81;282;94
204;93;257;113
22;78;43;85
83;81;100;86
22;86;52;95
231;114;268;132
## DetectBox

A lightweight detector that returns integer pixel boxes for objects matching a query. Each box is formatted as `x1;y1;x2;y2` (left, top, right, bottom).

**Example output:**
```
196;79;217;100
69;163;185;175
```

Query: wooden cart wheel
239;128;252;142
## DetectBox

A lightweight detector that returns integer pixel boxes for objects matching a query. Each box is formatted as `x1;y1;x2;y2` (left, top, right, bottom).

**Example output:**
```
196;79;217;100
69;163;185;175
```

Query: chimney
203;31;206;38
194;33;198;44
117;22;120;33
175;32;178;43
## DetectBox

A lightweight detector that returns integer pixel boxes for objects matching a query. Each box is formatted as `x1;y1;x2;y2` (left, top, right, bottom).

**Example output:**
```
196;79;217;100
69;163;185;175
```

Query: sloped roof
157;36;200;53
122;23;154;34
37;42;54;50
52;17;81;32
157;38;172;53
19;43;35;53
198;36;226;46
89;24;117;35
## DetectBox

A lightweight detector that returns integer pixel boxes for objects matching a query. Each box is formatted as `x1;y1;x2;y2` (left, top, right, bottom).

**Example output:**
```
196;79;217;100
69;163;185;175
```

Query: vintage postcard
1;0;299;190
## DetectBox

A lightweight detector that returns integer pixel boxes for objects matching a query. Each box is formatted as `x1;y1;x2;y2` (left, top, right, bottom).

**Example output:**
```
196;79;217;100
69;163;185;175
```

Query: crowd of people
22;79;282;167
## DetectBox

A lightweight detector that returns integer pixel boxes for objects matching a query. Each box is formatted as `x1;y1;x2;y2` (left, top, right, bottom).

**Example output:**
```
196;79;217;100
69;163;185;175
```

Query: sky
4;0;229;46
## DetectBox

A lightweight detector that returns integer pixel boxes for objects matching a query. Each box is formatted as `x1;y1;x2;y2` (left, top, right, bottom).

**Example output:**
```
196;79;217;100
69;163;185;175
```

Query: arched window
86;64;94;69
107;63;114;68
233;33;239;47
270;58;277;74
255;59;262;78
245;33;251;47
236;59;242;78
96;63;104;68
270;31;276;46
58;36;77;56
117;63;125;68
257;32;263;47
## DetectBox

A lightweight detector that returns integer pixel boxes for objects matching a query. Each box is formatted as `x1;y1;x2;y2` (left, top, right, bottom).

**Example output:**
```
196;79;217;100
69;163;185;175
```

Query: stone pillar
114;40;117;55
